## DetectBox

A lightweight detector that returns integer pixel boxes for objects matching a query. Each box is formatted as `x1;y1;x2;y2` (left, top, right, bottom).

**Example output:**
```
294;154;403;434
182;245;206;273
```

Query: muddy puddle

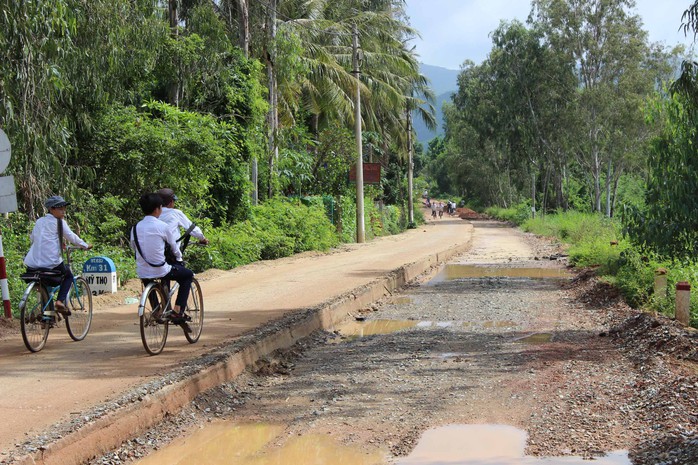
133;422;384;465
335;319;522;339
514;333;554;344
135;423;629;465
431;265;570;282
398;424;630;465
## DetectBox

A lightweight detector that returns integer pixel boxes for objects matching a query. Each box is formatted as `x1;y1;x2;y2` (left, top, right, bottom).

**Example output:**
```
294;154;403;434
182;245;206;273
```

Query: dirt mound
456;207;484;220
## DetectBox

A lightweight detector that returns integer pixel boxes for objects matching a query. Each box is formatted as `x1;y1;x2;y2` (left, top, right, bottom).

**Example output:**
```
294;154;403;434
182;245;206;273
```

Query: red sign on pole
349;163;381;184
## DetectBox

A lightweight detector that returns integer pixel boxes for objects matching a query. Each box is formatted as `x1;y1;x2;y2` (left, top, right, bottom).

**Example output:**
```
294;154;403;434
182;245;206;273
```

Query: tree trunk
605;157;613;217
237;0;250;56
542;165;551;215
168;0;180;106
593;147;601;213
610;166;624;218
407;110;414;226
265;0;278;198
531;171;536;219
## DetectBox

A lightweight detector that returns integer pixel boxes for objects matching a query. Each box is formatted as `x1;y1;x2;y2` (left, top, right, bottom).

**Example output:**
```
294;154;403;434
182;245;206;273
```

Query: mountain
413;63;460;145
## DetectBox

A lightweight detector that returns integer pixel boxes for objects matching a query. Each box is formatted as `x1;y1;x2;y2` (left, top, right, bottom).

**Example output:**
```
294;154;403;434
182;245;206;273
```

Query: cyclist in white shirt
156;188;208;251
24;196;92;316
130;193;194;332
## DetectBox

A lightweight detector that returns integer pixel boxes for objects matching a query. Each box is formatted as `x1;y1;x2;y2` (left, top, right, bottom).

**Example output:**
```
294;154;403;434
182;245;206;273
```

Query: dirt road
89;221;697;465
4;218;698;465
0;214;472;455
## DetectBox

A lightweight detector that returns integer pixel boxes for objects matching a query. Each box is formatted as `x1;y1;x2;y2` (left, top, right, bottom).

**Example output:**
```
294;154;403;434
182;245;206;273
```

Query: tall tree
530;0;652;215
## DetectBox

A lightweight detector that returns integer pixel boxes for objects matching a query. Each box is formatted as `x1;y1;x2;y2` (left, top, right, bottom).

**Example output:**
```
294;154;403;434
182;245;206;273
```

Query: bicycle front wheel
140;284;169;355
66;277;93;341
184;278;204;343
20;283;50;352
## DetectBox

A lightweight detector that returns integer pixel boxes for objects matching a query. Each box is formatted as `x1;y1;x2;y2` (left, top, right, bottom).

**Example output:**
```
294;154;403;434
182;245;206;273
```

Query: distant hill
413;63;460;145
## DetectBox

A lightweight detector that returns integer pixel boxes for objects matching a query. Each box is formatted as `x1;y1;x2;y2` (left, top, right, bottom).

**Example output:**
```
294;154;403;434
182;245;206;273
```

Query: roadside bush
253;197;339;253
485;202;532;225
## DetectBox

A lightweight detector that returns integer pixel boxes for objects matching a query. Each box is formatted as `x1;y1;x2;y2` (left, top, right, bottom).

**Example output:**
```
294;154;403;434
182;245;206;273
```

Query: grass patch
519;210;698;327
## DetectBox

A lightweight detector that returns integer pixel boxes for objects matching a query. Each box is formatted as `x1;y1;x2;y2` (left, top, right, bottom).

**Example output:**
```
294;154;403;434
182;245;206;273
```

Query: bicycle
18;246;93;352
137;241;204;355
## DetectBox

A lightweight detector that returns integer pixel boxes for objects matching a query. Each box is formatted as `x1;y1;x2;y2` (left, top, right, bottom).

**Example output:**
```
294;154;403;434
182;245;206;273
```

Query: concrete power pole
407;109;414;226
352;24;365;243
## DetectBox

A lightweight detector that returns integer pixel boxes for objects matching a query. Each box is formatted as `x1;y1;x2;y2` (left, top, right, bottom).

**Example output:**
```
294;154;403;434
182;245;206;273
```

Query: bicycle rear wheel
66;277;93;341
140;284;169;355
184;278;204;343
20;282;50;352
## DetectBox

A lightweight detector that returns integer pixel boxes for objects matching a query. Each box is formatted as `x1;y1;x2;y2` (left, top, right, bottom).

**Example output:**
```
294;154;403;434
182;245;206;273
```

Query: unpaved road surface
5;220;698;465
87;222;698;464
0;213;472;457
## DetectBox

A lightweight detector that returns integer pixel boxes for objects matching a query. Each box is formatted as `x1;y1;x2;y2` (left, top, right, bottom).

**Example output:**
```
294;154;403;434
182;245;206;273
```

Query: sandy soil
81;221;698;465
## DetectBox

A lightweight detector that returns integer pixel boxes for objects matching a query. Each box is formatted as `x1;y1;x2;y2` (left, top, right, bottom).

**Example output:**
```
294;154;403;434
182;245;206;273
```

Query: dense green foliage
422;0;681;218
0;0;428;315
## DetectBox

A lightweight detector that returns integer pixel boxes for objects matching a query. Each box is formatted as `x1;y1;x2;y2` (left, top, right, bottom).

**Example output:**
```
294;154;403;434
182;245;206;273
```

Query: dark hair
139;193;163;215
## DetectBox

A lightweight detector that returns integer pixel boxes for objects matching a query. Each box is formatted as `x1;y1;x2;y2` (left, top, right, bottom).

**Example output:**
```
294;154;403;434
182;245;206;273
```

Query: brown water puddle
397;425;630;465
433;265;570;281
514;333;554;344
336;319;520;339
134;422;384;465
337;319;419;338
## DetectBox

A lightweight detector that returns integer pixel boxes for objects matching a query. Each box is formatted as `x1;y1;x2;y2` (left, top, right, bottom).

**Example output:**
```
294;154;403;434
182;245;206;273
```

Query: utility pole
237;0;257;205
407;109;414;226
352;24;365;243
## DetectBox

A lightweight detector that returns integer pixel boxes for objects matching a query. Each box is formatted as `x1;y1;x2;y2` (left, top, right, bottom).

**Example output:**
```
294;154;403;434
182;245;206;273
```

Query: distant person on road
438;202;444;218
431;201;437;219
23;196;92;316
130;193;194;333
157;188;209;254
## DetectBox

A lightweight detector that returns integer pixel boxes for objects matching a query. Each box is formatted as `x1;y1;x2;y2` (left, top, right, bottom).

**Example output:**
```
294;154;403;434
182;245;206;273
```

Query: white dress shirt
158;207;204;251
130;215;182;279
24;214;88;269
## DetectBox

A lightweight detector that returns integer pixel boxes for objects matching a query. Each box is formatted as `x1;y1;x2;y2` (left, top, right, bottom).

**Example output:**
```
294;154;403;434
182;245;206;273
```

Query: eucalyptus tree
623;1;698;258
530;0;653;215
486;20;577;215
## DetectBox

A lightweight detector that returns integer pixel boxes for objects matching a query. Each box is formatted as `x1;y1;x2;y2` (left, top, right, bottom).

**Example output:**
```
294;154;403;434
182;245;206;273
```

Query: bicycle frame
137;280;179;316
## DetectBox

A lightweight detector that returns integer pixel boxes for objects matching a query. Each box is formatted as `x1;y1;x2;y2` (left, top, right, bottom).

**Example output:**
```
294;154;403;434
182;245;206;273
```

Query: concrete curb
16;234;473;465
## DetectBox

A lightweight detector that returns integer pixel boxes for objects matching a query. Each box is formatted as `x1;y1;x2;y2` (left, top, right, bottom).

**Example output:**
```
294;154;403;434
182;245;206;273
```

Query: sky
405;0;696;70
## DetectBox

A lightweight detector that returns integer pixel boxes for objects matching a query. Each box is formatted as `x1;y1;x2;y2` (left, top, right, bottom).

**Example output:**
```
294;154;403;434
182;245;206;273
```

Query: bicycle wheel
140;284;169;355
19;282;50;352
184;278;204;343
66;277;93;341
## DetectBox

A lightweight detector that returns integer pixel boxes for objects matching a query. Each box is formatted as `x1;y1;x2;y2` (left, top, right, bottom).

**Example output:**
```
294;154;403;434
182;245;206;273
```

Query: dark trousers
55;262;72;304
164;263;194;310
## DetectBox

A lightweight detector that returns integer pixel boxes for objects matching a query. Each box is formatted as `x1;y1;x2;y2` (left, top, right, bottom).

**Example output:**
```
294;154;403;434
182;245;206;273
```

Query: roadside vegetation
0;1;430;317
416;2;698;329
5;0;698;329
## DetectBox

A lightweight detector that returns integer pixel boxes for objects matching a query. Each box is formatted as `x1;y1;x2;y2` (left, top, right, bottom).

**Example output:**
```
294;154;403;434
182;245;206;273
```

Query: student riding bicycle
156;188;209;252
130;193;194;333
23;196;92;316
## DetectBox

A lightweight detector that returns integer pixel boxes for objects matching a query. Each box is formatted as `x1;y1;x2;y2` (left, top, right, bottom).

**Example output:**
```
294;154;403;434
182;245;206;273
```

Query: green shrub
485;202;532;225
